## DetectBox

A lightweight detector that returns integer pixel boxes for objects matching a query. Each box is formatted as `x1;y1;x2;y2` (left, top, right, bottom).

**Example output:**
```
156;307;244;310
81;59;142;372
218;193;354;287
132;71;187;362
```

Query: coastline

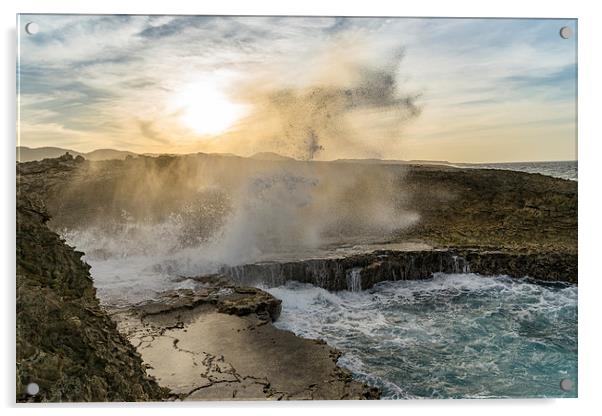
16;189;379;401
16;154;577;401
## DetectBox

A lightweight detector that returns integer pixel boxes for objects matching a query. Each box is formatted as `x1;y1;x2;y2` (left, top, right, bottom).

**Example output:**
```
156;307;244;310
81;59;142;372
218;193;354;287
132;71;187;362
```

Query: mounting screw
25;22;39;35
560;378;573;392
26;382;39;396
559;26;572;39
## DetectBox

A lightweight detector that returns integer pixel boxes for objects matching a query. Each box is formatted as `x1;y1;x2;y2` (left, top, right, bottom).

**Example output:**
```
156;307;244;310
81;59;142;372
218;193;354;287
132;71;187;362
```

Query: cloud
137;16;211;39
17;15;577;161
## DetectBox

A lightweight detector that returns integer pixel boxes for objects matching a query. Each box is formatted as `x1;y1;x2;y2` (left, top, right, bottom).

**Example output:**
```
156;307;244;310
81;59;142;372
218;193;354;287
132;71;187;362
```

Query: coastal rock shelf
221;249;577;291
111;281;380;400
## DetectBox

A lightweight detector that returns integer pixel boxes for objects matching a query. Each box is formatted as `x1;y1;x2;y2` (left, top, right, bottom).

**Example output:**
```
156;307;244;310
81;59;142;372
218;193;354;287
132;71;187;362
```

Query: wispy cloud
17;15;576;162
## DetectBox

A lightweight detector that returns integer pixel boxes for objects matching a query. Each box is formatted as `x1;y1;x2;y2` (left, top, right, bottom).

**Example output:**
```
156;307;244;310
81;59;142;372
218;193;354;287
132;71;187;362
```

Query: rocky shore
16;154;577;401
110;275;379;400
16;181;378;400
221;248;577;292
16;153;577;256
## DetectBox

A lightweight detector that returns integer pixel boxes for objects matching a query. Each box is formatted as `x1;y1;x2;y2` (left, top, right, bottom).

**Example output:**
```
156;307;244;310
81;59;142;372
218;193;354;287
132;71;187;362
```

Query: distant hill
17;147;85;162
17;146;454;166
408;159;452;165
17;146;136;162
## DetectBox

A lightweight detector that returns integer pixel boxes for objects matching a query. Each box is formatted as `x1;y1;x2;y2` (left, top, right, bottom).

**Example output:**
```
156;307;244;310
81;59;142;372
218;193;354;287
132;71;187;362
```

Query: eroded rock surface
16;192;166;402
222;248;577;291
402;165;577;253
111;284;380;400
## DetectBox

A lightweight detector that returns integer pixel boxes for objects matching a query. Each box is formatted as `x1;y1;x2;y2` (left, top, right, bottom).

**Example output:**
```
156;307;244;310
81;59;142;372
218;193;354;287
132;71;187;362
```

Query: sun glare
174;81;247;136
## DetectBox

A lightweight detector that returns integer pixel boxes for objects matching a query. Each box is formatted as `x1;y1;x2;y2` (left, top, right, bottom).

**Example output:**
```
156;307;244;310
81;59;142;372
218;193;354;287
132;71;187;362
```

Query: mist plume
216;41;422;160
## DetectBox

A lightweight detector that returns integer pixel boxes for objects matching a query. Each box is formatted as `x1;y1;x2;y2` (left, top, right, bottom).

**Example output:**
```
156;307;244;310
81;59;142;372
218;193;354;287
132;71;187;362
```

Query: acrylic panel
16;15;577;402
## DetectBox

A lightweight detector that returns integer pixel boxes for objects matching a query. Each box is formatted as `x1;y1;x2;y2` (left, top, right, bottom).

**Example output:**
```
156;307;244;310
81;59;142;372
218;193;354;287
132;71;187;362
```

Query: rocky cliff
16;191;166;402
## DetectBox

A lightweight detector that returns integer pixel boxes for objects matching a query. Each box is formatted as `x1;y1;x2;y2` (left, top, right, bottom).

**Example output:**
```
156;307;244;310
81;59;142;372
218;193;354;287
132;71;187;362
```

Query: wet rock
221;247;577;291
111;289;379;400
107;282;381;400
460;249;577;284
216;287;282;321
130;283;282;323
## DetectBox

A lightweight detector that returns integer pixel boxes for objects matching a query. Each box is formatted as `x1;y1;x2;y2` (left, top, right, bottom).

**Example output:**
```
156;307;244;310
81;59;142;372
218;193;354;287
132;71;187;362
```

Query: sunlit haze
171;80;249;137
17;16;577;162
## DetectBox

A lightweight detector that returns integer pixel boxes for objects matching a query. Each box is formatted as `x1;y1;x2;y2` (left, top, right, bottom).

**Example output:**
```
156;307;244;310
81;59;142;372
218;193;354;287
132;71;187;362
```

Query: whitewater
267;274;577;399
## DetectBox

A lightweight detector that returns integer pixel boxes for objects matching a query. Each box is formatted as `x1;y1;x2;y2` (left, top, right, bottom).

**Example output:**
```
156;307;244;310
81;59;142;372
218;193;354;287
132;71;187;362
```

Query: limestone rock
16;192;166;402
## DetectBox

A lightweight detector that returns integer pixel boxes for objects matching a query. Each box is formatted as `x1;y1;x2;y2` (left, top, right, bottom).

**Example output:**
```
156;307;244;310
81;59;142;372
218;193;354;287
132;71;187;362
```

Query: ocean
462;160;577;181
267;274;578;399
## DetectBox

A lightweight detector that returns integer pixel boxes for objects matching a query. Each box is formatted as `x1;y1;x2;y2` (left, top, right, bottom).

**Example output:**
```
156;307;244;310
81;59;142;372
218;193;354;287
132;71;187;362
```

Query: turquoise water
267;273;577;399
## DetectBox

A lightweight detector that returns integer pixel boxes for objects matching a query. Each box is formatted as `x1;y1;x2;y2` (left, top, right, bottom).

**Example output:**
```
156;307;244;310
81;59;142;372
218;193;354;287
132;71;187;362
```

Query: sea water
267;273;577;399
466;161;577;181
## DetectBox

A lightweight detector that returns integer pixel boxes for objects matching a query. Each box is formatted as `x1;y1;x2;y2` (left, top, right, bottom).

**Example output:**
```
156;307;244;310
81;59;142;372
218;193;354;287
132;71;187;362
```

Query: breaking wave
61;167;417;306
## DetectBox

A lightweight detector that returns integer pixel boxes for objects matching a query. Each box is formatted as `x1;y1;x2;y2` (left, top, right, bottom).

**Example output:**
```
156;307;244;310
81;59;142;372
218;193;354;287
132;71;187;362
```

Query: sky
17;15;577;163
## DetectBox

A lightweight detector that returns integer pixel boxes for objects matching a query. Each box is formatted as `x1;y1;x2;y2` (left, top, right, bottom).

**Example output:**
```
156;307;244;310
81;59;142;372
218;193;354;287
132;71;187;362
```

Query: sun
174;81;247;136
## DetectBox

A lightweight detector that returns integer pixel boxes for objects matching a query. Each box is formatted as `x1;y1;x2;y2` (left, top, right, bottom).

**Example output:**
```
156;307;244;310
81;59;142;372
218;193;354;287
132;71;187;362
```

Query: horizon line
16;145;577;165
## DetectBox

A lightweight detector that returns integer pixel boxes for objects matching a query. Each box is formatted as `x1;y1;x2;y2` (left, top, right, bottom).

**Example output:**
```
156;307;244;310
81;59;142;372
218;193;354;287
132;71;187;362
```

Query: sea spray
60;161;418;305
210;172;321;262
